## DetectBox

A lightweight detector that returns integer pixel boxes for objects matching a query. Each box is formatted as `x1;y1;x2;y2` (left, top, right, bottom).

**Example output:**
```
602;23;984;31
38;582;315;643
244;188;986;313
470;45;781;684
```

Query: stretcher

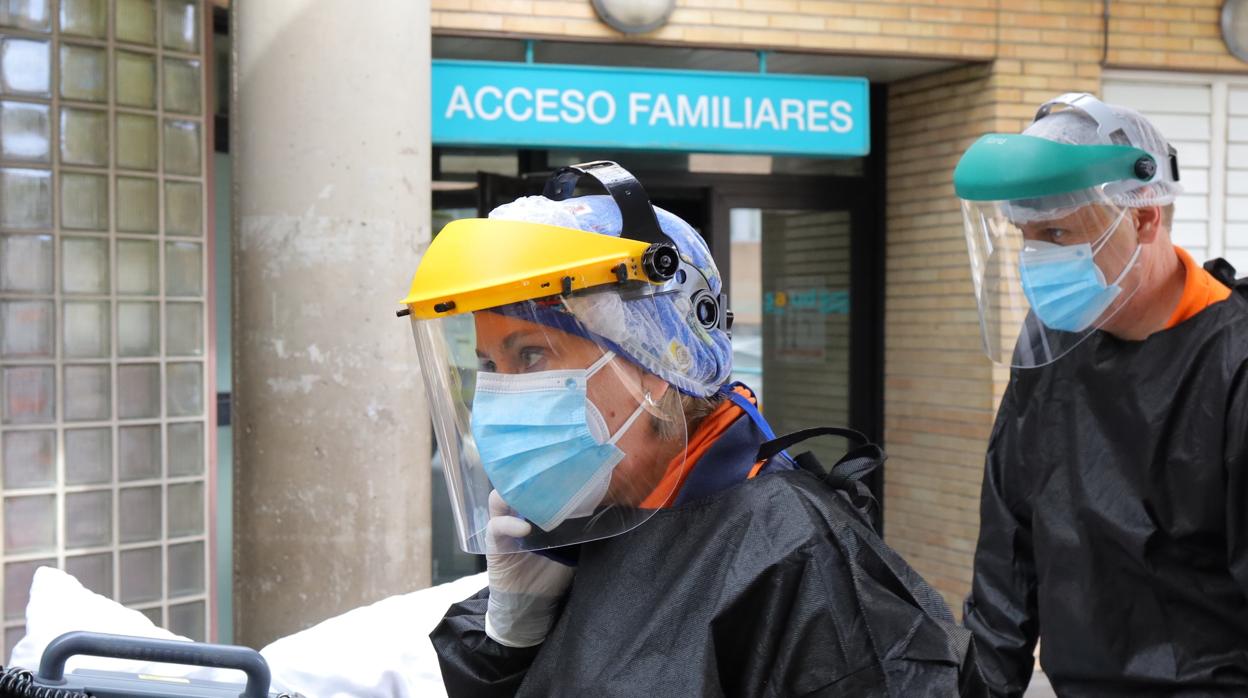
0;631;300;697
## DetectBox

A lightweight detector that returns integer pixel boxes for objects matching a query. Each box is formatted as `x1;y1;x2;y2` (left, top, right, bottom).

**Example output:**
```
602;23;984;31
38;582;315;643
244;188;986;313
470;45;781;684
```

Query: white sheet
9;566;488;698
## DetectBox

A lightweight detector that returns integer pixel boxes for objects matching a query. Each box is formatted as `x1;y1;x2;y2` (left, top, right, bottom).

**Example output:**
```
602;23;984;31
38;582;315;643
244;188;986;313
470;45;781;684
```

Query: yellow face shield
401;160;706;321
400;218;656;320
398;161;734;554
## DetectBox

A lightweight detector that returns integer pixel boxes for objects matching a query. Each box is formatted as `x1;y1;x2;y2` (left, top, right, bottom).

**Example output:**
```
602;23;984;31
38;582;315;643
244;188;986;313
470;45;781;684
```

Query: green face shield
954;134;1156;367
955;134;1159;204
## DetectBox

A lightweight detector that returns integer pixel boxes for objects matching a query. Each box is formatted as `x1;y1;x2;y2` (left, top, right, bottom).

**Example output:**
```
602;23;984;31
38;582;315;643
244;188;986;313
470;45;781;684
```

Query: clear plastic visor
411;296;687;554
960;191;1145;368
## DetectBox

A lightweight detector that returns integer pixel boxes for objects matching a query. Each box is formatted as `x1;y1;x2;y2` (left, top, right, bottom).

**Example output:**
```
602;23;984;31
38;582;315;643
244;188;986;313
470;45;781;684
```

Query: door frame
704;173;885;525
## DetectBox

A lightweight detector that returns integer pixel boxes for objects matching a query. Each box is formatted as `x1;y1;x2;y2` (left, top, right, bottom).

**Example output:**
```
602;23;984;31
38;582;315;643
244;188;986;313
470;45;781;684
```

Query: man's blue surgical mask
471;351;647;532
1018;210;1140;332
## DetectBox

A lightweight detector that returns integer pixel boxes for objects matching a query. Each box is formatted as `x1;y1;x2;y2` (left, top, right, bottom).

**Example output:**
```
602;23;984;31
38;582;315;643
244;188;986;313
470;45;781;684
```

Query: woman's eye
478;358;496;372
1047;228;1068;242
519;347;546;370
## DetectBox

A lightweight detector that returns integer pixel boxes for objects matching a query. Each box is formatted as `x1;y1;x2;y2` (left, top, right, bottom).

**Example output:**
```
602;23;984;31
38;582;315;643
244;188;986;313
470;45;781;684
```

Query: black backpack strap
1204;257;1238;289
755;426;869;462
757;427;884;530
1203;257;1248;298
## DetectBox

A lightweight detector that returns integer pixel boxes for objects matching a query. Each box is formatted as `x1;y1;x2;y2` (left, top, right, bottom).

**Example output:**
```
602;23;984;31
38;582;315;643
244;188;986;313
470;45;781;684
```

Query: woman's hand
483;491;575;648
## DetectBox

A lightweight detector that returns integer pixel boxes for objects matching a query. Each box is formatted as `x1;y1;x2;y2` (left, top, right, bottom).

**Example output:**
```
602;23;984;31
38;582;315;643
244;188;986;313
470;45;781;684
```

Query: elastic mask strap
585;350;616;378
606;401;647;446
1109;243;1142;287
1088;208;1140;287
1090;208;1130;255
585;349;643;446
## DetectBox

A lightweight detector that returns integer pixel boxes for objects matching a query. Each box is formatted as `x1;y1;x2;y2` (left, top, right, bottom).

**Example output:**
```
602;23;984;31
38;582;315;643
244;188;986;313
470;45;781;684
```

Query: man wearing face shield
403;162;986;696
955;93;1248;696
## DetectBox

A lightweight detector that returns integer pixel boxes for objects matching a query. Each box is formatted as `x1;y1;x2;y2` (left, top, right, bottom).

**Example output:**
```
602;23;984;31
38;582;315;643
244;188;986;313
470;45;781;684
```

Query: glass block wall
0;0;211;658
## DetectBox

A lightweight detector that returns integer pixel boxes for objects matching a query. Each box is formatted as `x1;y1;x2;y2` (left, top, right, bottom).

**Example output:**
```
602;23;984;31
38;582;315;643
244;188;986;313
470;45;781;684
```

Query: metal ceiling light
591;0;676;34
1222;0;1248;62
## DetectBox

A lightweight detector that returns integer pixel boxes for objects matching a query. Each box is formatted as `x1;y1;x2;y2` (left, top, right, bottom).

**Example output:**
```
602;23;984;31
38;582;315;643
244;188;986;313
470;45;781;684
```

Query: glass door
696;169;881;522
729;207;854;469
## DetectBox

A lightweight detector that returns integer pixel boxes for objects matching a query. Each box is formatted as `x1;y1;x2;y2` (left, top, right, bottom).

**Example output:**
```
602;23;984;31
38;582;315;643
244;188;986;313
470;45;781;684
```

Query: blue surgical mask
471;351;646;532
1018;214;1141;332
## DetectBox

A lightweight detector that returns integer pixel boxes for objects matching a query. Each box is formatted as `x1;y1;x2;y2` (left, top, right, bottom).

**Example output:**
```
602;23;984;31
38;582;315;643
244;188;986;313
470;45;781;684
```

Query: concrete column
232;0;432;647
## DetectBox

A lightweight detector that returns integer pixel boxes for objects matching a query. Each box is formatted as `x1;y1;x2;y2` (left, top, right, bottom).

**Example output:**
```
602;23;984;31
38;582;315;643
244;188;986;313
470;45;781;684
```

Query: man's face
1018;204;1140;282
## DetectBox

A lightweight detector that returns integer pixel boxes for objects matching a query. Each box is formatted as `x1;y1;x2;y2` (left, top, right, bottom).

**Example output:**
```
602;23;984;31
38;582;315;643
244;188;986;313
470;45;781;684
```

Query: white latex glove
484;490;575;648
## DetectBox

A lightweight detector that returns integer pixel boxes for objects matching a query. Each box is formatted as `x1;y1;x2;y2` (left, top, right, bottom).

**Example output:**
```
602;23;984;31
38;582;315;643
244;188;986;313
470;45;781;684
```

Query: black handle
36;631;271;698
755;426;869;463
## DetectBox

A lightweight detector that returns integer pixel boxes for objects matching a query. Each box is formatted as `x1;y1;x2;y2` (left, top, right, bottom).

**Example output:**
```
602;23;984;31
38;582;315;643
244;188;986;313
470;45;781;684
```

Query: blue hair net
489;194;733;398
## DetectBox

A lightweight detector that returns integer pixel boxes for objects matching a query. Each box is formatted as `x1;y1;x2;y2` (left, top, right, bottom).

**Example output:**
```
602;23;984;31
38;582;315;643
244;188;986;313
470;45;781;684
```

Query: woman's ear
1133;206;1163;244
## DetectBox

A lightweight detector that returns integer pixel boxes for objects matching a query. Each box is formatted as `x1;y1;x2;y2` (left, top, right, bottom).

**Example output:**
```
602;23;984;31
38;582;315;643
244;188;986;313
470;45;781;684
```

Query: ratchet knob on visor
642;243;680;282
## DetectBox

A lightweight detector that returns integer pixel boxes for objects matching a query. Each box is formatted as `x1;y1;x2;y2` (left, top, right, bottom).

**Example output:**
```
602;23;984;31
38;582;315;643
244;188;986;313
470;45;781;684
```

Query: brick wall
432;0;999;58
884;88;1096;613
434;0;1248;75
883;63;1000;608
1109;0;1247;72
882;3;1103;609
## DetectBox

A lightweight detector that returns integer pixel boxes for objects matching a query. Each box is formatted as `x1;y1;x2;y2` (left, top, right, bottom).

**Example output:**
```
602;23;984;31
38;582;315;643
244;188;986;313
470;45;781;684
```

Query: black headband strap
542;161;673;247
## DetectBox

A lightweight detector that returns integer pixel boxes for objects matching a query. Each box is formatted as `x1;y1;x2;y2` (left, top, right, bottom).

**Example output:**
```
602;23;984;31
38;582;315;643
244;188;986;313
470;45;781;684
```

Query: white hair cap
1023;94;1182;210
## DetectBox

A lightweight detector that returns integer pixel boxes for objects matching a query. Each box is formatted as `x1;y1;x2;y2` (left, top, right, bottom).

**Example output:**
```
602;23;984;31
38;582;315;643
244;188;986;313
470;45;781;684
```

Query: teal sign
432;60;869;157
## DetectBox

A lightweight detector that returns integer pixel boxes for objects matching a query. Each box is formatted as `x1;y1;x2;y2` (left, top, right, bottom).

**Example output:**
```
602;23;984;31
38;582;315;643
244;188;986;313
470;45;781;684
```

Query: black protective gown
432;415;986;697
965;289;1248;697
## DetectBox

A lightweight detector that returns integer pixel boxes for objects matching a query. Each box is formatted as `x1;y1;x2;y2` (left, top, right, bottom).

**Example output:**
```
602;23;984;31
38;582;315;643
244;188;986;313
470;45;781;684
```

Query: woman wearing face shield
956;94;1248;696
403;162;985;697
